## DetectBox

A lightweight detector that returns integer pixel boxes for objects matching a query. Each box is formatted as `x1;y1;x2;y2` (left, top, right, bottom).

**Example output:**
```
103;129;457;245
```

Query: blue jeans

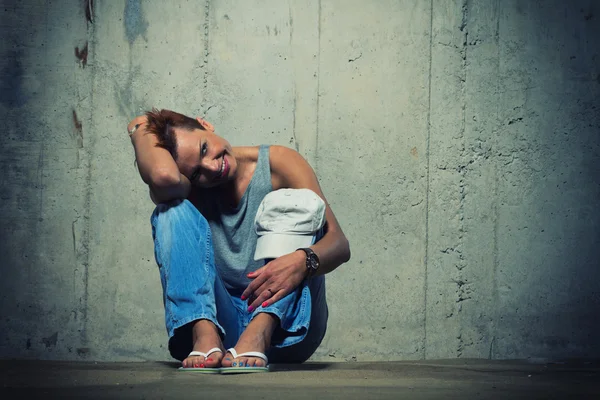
150;199;328;363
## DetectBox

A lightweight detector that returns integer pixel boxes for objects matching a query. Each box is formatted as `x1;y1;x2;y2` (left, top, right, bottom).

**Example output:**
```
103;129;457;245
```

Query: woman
128;109;350;371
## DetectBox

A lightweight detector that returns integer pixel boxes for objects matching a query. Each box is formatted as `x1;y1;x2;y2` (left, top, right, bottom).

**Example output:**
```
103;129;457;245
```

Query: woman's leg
221;275;328;367
266;275;328;363
151;199;241;367
222;231;329;367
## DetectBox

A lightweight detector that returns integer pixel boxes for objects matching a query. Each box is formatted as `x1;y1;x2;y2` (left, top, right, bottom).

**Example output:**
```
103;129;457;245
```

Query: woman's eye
201;142;208;156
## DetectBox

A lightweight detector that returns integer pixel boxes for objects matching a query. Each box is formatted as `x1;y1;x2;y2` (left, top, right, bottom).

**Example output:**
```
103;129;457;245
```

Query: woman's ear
196;117;215;132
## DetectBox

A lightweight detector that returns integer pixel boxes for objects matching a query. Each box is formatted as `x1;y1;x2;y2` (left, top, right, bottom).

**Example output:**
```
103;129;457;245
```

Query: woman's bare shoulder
268;145;317;190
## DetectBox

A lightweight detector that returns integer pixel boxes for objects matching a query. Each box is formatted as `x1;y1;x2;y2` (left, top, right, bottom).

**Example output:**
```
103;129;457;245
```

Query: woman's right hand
127;115;148;142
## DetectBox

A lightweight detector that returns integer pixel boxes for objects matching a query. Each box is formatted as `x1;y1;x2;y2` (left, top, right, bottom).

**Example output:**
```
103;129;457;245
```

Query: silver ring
128;123;140;136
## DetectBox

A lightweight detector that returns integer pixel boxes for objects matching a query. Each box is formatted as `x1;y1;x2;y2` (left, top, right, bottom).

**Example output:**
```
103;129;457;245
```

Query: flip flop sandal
177;347;222;373
220;348;270;374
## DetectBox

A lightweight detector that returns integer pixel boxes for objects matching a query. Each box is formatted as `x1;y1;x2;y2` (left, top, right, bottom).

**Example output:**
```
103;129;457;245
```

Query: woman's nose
202;158;220;172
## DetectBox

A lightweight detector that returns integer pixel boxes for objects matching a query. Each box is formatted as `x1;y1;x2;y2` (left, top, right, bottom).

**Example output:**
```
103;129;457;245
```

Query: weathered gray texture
0;0;598;362
426;0;600;360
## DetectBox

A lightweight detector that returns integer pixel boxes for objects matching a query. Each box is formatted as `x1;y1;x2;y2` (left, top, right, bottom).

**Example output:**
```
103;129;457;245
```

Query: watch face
308;253;319;270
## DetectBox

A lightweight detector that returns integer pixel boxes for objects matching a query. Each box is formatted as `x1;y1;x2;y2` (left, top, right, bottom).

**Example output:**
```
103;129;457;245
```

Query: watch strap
297;248;319;278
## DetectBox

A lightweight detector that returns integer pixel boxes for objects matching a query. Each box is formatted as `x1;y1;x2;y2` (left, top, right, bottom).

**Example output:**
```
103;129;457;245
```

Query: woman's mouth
219;155;229;179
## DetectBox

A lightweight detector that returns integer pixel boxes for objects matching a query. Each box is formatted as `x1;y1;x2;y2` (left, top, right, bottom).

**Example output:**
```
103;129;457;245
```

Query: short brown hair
144;108;205;160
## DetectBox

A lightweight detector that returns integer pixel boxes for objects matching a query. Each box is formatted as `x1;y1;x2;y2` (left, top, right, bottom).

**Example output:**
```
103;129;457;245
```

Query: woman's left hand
242;250;308;311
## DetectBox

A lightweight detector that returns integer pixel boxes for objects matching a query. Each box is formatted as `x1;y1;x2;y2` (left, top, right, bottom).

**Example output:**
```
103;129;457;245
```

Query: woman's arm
127;116;191;204
242;145;350;310
269;145;351;275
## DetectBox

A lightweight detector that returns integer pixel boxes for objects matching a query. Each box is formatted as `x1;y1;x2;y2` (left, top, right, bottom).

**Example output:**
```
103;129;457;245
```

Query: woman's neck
218;146;260;206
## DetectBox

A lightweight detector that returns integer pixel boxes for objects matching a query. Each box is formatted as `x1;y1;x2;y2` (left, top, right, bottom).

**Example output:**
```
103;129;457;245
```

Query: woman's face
174;127;237;188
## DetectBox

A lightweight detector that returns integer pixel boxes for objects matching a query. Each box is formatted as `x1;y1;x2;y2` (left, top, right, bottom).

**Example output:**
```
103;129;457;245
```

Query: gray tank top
196;145;272;291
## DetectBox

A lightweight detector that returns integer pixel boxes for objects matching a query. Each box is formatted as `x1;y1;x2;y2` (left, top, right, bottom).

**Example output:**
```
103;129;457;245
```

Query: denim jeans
150;199;328;363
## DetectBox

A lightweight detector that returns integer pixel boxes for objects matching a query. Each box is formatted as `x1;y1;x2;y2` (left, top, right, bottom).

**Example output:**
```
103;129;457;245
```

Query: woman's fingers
247;280;272;310
241;267;268;300
243;253;304;310
261;290;286;308
249;284;285;311
247;265;266;279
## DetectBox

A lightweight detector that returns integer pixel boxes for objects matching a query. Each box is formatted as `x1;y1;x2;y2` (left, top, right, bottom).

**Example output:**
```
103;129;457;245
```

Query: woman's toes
221;353;234;367
234;358;246;367
204;357;217;368
182;356;206;368
222;355;265;368
238;358;263;367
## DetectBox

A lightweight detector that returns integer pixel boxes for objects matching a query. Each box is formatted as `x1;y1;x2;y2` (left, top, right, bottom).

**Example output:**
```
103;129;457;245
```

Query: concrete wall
0;0;598;361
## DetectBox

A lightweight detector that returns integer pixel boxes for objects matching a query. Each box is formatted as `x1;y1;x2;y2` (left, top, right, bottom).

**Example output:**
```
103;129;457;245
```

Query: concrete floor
0;359;598;399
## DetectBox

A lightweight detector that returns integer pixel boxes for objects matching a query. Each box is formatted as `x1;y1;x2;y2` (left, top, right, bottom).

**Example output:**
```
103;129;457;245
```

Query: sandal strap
187;347;223;358
226;348;268;364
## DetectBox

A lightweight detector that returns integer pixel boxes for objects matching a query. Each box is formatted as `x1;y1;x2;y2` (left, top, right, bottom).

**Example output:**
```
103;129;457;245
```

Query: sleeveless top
194;145;273;291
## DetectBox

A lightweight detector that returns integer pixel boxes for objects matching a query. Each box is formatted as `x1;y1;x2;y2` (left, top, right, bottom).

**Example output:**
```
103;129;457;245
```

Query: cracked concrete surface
0;0;598;363
1;360;599;399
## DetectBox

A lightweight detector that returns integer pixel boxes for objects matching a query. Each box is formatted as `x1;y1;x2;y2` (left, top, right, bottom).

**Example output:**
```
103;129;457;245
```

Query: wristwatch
297;248;320;278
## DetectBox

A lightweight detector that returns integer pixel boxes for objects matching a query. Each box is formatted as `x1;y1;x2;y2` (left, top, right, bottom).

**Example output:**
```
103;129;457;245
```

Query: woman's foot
221;313;278;368
181;319;224;368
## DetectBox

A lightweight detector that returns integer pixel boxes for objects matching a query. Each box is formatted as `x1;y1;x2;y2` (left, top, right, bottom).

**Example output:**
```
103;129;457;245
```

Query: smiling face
174;127;238;188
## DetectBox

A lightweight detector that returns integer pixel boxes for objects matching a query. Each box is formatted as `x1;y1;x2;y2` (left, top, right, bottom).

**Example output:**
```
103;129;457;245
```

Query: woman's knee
151;199;203;226
151;199;211;244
